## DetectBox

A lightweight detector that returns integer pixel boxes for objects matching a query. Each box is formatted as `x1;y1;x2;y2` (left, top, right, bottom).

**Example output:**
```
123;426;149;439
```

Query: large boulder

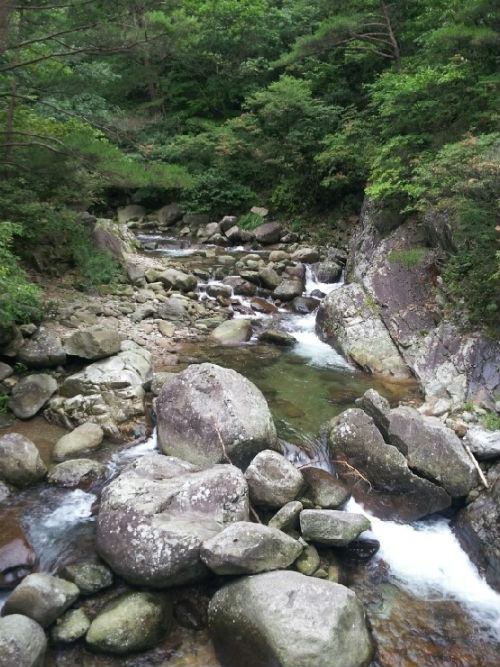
317;284;411;380
2;573;79;628
245;450;304;508
45;341;151;438
158;268;197;292
274;277;304;301
387;406;477;497
210;319;252;346
0;615;47;667
47;459;107;488
85;592;172;654
96;455;249;587
63;325;121;360
92;218;135;260
208;570;374;667
8;373;57;419
52;422;104;461
0;434;47;487
300;509;370;546
17;328;66;369
157;363;278;468
455;462;500;593
329;409;451;521
200;522;302;575
254;221;282;245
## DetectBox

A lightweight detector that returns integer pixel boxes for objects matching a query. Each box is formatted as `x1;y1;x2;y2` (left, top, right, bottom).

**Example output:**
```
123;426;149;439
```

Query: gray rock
96;455;249;587
259;266;281;289
0;362;13;382
245;450;303;508
258;329;296;347
46;341;151;438
154;202;182;227
0;614;46;667
315;260;342;283
151;371;175;396
51;608;90;643
250;206;269;217
47;459;107;488
63;325;122;360
329;409;451;521
355;389;391;439
464;427;500;460
52;422;104;461
295;544;320;576
208;570;374;667
9;373;57;419
268;501;303;533
0;434;47;486
210;319;252;346
254;221;282;245
200;522;302;575
206;284;233;299
2;573;79;628
59;561;113;595
274;277;304;301
157;296;190;322
158;268;197;292
220;216;237;232
300;509;370;546
0;480;10;502
291;247;320;263
86;592;172;654
388;406;477;496
301;467;350;509
292;296;320;314
17;328;66;368
317;284;411;379
93;218;136;260
157;363;277;468
223;276;257;296
117;204;145;223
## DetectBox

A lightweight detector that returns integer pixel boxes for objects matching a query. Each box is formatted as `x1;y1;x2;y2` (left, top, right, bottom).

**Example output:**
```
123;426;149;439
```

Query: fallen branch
332;458;372;490
462;442;489;489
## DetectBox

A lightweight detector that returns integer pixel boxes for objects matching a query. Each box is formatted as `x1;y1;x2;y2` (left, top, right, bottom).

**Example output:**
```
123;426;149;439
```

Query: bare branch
4;23;96;51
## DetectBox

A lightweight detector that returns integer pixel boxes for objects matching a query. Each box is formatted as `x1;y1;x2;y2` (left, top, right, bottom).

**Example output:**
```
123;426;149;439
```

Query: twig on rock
462;442;489;489
332;459;372;490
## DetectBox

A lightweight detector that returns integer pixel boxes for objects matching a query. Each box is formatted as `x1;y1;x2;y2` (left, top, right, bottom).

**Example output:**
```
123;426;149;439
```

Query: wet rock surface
0;614;47;667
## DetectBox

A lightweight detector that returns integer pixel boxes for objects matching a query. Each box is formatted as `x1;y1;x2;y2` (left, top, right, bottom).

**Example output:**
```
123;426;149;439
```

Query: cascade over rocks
156;363;278;468
96;454;249;587
208;570;374;667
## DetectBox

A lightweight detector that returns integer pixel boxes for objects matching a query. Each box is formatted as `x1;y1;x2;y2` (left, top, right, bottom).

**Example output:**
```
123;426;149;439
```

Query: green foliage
0;222;42;328
181;169;256;218
0;394;9;414
238;213;263;230
72;241;124;290
387;248;429;268
483;411;500;431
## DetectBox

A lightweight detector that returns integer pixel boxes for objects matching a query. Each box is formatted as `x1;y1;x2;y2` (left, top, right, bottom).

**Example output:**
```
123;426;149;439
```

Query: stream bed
1;235;499;667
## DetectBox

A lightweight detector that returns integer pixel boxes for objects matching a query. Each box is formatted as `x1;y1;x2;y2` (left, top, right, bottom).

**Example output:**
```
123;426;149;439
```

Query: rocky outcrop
8;373;58;419
200;522;302;575
455;462;500;593
92;218;136;261
316;283;411;379
0;614;47;667
45;340;151;438
156;363;278;468
208;570;374;667
2;573;79;627
85;592;172;654
0;434;47;487
347;199;500;407
96;454;248;587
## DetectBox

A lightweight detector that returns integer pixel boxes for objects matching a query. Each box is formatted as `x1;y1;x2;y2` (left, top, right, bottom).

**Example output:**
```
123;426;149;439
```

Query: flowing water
1;236;499;666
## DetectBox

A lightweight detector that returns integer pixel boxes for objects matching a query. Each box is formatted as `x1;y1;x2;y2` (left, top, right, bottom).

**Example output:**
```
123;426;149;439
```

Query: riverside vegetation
0;2;500;667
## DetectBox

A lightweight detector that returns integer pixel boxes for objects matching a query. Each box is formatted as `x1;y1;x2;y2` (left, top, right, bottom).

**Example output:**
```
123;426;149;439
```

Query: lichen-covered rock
52;422;104;461
317;284;411;379
301;467;350;509
96;454;248;587
200;522;302;575
63;325;122;360
0;614;47;667
157;363;277;468
51;608;90;644
45;341;151;439
2;573;79;628
47;459;107;488
208;570;374;667
300;509;370;546
59;560;113;595
268;501;303;533
17;328;66;369
0;434;47;487
8;374;58;420
85;592;172;654
387;406;477;497
328;409;451;521
245;450;303;508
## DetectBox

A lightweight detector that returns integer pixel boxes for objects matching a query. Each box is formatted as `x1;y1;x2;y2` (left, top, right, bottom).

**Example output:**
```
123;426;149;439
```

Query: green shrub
238;212;264;230
72;239;124;290
483;411;500;431
387;248;429;268
181;169;257;218
0;394;9;414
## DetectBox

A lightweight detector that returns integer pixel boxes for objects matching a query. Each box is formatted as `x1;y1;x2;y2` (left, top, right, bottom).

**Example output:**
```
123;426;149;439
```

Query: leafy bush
238;212;263;230
0;222;42;329
387;248;429;267
181;169;257;218
72;239;124;290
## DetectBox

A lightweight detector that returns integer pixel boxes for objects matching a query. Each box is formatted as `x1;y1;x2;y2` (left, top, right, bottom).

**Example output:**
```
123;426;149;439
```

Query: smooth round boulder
210;319;252;346
208;570;374;667
0;434;47;487
85;592;172;655
157;363;278;468
52;422;104;461
2;573;79;628
245;450;304;508
8;373;57;419
200;522;302;575
0;614;47;667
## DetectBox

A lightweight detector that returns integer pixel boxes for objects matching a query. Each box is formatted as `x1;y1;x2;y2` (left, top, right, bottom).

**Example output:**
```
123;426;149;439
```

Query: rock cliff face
343;199;500;408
